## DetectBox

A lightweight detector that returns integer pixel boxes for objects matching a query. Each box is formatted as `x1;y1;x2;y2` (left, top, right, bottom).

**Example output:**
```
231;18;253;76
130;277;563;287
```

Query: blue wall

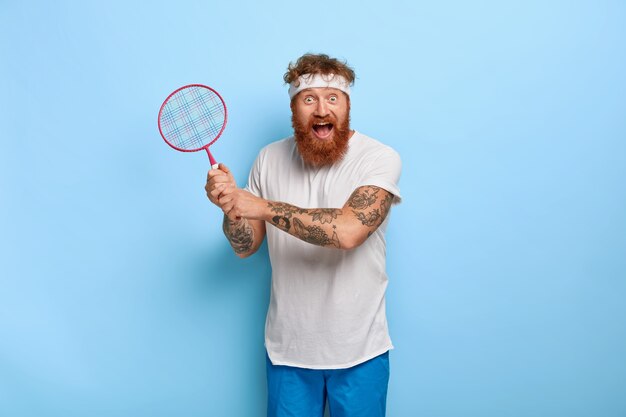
1;1;625;416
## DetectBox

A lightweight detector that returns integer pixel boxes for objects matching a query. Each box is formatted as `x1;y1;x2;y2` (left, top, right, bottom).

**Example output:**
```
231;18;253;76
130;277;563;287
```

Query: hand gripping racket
158;84;227;169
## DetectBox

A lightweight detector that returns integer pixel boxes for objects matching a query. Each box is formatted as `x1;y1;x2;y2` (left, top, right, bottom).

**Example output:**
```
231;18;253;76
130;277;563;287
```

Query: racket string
160;86;226;150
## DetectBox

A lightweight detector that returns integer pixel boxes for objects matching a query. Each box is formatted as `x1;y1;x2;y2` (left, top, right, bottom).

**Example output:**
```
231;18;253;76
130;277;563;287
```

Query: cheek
336;108;349;123
334;103;349;119
294;108;312;125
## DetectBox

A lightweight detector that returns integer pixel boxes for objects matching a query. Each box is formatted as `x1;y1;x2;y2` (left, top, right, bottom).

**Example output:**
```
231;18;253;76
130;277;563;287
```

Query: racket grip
206;148;219;170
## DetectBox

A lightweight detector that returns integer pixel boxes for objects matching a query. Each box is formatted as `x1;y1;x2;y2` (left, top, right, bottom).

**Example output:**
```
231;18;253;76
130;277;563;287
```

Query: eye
304;96;315;104
329;95;338;103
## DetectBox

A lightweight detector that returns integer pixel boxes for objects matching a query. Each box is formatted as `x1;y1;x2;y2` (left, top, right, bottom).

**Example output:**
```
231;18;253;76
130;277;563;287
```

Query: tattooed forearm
293;218;340;248
264;186;393;250
308;208;342;224
268;202;341;224
267;202;306;218
222;215;254;254
269;202;342;248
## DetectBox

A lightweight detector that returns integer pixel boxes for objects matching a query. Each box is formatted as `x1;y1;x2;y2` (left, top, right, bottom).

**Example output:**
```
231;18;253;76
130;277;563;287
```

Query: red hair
283;53;356;86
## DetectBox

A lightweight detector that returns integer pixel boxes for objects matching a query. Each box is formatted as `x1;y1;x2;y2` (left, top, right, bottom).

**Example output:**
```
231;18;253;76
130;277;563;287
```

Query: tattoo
267;202;305;218
353;209;381;227
347;186;380;210
350;186;394;230
270;202;342;225
272;215;291;232
308;208;342;224
268;202;342;247
292;218;340;248
222;216;254;254
379;192;393;219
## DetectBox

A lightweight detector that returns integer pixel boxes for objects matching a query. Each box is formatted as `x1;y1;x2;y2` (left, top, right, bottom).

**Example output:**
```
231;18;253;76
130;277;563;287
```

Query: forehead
297;87;345;97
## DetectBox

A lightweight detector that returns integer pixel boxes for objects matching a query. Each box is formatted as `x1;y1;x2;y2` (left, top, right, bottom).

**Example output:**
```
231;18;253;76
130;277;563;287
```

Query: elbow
235;248;256;259
340;232;368;251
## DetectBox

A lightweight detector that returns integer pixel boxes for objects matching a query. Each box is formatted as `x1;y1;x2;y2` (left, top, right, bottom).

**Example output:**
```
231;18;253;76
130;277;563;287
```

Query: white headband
288;73;351;99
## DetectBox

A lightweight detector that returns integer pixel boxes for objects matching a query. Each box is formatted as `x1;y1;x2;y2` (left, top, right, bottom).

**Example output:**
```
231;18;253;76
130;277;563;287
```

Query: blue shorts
266;351;390;417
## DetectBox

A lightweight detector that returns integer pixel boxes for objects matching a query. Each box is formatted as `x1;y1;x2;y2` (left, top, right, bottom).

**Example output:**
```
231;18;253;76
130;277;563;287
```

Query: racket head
157;84;228;153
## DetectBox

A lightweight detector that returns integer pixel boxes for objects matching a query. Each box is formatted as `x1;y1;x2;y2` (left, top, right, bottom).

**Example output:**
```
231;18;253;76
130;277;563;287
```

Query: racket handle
206;148;219;170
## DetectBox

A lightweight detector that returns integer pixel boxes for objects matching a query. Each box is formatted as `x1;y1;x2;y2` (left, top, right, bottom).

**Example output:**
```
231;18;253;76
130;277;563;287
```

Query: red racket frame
157;83;228;166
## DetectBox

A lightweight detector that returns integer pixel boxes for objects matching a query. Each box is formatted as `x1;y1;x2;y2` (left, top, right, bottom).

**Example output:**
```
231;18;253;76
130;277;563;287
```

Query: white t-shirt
245;131;402;369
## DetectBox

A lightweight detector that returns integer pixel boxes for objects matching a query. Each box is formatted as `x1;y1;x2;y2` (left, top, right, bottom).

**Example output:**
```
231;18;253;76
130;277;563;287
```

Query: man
205;53;401;417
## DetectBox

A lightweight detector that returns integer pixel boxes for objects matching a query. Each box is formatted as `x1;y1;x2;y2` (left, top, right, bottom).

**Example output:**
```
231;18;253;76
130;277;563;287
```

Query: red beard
291;104;352;167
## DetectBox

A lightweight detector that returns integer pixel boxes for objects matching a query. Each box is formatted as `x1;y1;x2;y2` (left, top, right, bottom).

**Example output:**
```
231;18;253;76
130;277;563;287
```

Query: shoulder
348;132;403;202
259;136;296;157
251;136;296;173
350;132;401;165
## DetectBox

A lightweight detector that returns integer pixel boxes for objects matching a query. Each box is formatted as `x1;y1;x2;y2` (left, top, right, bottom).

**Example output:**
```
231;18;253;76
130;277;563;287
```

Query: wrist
224;214;245;225
251;197;270;221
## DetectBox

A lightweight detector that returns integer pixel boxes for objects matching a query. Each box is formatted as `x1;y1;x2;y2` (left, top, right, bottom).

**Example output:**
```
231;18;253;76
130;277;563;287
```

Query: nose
314;99;329;117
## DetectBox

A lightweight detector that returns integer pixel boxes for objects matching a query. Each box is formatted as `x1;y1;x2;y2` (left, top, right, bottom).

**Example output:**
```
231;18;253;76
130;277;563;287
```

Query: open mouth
312;122;334;139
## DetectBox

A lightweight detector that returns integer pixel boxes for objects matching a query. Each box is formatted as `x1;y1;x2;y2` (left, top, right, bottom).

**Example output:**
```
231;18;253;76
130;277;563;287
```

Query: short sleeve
357;146;402;204
244;148;264;198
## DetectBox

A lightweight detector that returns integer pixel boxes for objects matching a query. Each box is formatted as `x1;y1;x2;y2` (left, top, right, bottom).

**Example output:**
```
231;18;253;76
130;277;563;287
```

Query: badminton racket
158;84;227;169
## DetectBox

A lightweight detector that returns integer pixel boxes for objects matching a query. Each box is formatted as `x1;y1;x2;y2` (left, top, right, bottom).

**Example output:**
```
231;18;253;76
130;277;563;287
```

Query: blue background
1;1;625;416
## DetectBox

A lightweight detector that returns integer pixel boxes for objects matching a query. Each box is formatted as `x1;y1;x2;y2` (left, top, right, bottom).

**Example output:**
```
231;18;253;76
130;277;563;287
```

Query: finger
219;184;236;196
210;189;222;200
206;180;219;192
211;185;230;201
207;178;221;190
207;175;223;186
207;168;226;180
209;169;233;182
211;175;233;185
218;193;234;206
218;163;231;174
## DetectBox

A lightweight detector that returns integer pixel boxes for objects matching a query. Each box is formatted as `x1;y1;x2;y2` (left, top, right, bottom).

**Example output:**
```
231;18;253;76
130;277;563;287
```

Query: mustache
308;115;337;125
